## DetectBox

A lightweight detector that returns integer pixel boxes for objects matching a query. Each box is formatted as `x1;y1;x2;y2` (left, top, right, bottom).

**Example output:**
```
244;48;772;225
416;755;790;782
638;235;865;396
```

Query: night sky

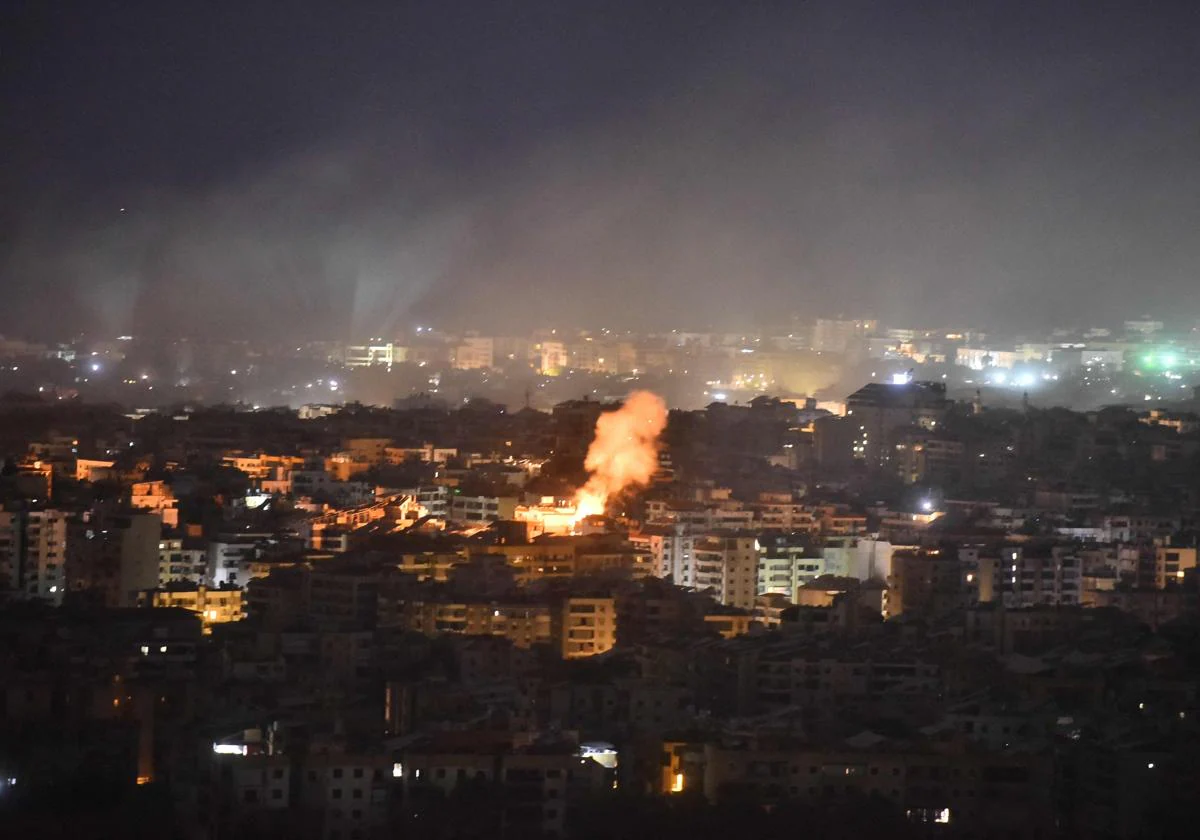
4;0;1200;340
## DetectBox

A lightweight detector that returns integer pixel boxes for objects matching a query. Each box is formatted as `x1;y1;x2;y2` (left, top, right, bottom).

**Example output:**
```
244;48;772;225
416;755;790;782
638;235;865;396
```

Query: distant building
1155;544;1198;589
140;584;244;634
693;535;759;609
552;596;617;658
453;335;495;370
811;318;877;354
844;380;950;469
0;507;68;604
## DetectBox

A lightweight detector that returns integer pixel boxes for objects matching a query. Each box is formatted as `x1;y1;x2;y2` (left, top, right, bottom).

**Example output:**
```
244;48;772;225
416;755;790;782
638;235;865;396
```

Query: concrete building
553;597;617;658
129;480;180;527
0;507;68;605
453;335;495;370
158;536;208;586
756;535;825;597
141;584;244;634
643;523;695;586
978;545;1082;607
693;535;759;609
811;318;877;354
887;548;965;618
449;493;518;526
208;533;270;588
844;381;950;469
1155;544;1198;589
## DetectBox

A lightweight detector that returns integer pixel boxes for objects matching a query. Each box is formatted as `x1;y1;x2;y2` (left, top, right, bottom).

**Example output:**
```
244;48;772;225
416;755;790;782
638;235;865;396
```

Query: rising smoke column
573;391;668;521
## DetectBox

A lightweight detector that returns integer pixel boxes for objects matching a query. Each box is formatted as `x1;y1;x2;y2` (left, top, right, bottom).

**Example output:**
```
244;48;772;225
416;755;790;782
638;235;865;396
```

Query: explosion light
571;391;667;525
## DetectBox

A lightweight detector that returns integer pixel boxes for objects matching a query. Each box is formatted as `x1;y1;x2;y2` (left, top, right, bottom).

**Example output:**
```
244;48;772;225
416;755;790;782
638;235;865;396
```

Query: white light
140;645;149;655
991;371;1007;385
920;499;933;512
213;743;248;756
392;762;404;778
159;645;167;653
712;392;727;401
892;372;911;385
1015;373;1036;388
1147;762;1155;769
90;362;101;372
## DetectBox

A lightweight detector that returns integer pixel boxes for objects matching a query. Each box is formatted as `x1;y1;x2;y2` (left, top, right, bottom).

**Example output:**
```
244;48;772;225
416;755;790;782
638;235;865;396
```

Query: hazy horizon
5;1;1200;341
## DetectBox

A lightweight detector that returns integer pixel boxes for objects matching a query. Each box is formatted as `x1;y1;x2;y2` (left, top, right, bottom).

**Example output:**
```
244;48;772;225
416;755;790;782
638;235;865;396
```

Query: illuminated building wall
1155;545;1197;589
144;584;244;634
553;597;617;658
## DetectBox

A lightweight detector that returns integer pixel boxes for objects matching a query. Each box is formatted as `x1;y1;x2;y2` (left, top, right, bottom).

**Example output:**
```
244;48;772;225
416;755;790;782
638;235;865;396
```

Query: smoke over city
574;391;668;521
4;1;1200;341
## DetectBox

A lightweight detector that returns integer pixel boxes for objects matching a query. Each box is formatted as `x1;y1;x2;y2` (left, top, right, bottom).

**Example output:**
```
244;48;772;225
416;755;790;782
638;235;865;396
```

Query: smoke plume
574;391;668;522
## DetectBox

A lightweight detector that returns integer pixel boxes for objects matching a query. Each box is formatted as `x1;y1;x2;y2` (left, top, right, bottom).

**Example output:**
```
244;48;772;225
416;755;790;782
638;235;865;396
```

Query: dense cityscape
8;1;1200;838
2;314;1200;837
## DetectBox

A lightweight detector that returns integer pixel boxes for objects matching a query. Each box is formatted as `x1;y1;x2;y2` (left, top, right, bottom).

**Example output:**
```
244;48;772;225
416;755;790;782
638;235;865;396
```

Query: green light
1142;354;1155;368
1162;352;1178;367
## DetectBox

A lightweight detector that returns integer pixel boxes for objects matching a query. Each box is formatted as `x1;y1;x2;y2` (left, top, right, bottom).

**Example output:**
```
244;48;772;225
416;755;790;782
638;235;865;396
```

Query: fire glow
572;391;668;524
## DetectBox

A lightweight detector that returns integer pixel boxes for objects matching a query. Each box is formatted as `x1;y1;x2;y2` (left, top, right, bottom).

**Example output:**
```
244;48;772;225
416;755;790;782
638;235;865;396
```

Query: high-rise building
756;534;825;597
0;507;68;605
888;548;965;618
552;597;617;658
845;381;950;469
66;510;161;607
693;535;759;609
644;523;695;586
977;545;1082;607
811;318;877;354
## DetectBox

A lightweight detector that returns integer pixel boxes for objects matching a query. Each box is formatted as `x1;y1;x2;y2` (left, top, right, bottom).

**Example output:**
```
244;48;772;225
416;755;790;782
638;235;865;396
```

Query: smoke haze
4;1;1200;338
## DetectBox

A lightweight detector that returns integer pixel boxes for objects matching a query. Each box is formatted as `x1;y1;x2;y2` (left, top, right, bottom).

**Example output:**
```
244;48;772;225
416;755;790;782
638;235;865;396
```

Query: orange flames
572;391;668;525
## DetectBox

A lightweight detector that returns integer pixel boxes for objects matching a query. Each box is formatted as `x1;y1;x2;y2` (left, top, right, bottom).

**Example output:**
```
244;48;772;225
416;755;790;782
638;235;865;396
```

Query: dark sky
4;0;1200;340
